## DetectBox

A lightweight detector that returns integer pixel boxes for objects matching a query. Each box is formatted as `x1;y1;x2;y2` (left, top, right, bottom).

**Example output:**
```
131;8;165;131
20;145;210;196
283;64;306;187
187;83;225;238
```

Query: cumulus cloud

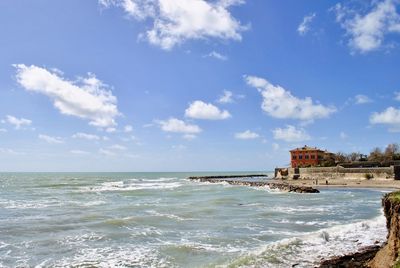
5;115;32;129
72;132;101;140
297;13;316;36
205;51;228;61
370;107;400;131
157;118;202;134
218;90;234;103
245;75;336;122
234;130;260;140
334;0;400;53
39;134;64;144
100;0;247;50
273;125;311;142
354;94;373;104
185;100;231;120
14;64;119;128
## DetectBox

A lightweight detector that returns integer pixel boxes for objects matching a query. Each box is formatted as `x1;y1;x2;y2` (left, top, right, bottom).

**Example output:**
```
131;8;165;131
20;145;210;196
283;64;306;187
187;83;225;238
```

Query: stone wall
281;166;395;180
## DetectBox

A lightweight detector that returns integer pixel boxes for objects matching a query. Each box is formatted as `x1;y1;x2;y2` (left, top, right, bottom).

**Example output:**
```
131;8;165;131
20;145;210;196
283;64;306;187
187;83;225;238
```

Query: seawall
276;166;395;180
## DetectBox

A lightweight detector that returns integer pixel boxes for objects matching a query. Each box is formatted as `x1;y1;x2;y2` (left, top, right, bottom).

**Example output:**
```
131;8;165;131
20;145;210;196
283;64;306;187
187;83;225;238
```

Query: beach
281;178;400;189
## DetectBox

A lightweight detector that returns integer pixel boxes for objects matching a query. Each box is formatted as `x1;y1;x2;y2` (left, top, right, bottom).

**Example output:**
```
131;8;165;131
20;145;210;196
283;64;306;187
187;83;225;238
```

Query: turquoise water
0;172;388;267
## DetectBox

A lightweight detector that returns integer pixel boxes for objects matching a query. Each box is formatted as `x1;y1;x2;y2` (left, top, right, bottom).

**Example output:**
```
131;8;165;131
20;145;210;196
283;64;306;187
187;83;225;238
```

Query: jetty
188;175;319;193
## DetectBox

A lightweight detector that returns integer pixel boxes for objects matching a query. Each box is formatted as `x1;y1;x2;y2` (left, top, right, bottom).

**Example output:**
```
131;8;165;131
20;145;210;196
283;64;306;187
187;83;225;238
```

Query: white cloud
157;118;202;134
100;0;247;50
218;90;234;103
108;144;127;150
72;132;100;140
395;92;400;101
370;106;400;130
70;150;90;155
39;134;64;144
205;51;228;61
334;0;400;53
340;131;348;139
272;143;280;151
14;64;119;128
185;100;231;120
245;75;336;122
5;115;32;129
99;148;116;156
124;125;133;132
105;127;117;133
0;148;25;155
183;134;197;140
297;13;316;36
273;125;311;142
354;94;372;104
235;130;259;140
0;128;7;133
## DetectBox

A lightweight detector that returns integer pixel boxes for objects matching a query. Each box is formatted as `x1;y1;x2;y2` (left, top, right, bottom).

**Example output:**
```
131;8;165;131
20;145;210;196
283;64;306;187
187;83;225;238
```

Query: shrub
365;173;374;180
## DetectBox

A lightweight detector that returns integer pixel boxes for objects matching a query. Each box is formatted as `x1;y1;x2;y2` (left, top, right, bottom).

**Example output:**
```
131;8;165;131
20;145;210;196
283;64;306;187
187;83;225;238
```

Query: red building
290;146;334;168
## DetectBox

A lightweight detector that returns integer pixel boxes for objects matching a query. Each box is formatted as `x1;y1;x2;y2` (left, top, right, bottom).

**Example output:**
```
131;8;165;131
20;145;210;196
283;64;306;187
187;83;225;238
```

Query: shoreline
273;178;400;190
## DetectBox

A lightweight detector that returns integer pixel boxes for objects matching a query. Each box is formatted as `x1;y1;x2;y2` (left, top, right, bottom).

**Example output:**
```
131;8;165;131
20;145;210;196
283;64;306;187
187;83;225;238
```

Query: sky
0;0;400;172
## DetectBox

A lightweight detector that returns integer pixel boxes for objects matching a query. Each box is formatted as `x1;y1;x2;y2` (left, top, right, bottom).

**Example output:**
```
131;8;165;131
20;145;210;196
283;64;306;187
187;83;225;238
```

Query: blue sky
1;0;400;172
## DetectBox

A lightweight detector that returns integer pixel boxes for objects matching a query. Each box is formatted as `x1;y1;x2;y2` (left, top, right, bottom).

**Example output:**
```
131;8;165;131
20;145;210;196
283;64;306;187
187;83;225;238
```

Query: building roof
289;145;327;153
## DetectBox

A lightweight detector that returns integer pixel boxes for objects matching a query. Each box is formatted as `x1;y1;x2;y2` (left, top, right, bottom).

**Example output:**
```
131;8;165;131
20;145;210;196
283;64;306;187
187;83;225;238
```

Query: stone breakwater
188;176;320;193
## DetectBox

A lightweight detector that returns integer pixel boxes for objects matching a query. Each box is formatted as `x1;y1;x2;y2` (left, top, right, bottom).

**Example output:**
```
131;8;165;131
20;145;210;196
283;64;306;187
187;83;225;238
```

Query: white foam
227;213;387;268
52;246;172;268
78;180;183;193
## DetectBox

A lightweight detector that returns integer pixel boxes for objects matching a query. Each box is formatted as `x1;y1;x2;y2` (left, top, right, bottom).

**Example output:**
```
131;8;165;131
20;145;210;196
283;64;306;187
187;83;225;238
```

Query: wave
78;180;184;193
226;213;387;268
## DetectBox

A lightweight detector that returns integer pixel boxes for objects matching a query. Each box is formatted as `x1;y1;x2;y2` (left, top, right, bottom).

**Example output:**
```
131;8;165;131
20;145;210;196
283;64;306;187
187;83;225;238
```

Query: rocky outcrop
188;177;319;193
268;182;320;193
319;245;381;268
368;192;400;268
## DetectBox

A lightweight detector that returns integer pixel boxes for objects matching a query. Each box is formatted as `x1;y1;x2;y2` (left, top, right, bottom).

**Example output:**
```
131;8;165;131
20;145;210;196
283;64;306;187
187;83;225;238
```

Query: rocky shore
319;191;400;268
188;177;319;193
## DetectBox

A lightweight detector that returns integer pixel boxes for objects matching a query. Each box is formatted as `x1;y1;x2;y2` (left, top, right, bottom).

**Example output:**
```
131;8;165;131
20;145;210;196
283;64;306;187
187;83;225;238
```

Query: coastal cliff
369;192;400;268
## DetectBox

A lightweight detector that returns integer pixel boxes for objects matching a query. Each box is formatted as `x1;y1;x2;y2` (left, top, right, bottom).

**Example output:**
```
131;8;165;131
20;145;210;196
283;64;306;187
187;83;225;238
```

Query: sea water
0;172;388;267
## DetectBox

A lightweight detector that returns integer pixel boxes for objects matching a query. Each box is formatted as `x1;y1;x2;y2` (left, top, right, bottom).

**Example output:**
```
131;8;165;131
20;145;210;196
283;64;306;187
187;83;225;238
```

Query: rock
188;177;319;193
319;245;381;268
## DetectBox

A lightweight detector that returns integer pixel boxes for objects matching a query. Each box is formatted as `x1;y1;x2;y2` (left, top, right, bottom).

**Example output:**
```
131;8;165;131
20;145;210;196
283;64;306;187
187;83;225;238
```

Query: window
292;155;297;160
299;155;303;159
305;155;309;159
311;155;315;159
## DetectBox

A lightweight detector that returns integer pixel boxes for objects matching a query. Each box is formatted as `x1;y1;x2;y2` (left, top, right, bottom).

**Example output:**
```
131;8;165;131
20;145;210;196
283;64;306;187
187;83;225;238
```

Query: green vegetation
364;173;374;180
388;191;400;203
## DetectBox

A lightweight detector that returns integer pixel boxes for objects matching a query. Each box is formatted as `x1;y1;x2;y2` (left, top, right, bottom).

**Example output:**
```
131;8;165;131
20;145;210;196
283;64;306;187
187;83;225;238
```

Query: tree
348;152;360;162
384;143;400;161
368;147;384;162
335;152;347;163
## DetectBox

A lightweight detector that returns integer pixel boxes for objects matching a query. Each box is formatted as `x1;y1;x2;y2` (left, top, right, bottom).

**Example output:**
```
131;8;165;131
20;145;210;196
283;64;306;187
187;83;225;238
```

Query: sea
0;172;389;268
